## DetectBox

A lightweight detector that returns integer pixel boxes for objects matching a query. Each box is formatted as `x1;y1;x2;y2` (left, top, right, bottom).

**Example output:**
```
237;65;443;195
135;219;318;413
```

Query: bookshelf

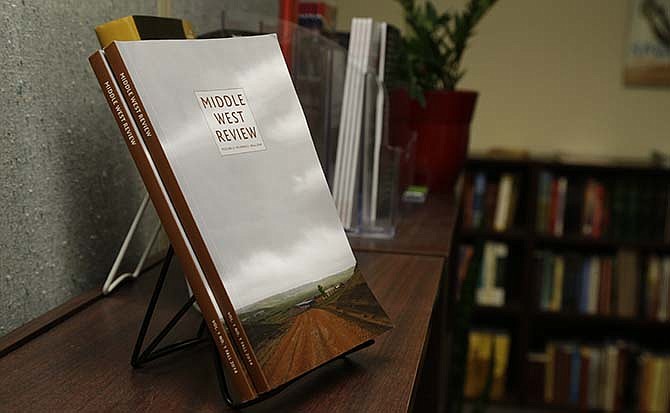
452;154;670;411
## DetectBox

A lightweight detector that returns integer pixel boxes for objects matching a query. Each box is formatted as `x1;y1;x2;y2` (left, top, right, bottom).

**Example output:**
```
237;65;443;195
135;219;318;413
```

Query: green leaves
395;0;496;104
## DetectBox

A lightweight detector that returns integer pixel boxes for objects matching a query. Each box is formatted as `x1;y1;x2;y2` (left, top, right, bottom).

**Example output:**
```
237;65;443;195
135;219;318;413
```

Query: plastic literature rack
346;71;416;239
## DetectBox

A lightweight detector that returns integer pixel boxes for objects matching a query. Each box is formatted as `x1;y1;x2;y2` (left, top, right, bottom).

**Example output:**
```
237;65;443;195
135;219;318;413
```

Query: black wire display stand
130;245;375;409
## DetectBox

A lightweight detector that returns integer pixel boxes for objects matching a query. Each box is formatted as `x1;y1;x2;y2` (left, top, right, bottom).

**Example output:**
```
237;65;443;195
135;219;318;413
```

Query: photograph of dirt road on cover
238;266;393;388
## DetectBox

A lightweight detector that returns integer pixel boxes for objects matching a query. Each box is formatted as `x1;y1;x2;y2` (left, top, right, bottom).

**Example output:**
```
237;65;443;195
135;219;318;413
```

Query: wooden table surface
0;252;444;413
349;192;461;413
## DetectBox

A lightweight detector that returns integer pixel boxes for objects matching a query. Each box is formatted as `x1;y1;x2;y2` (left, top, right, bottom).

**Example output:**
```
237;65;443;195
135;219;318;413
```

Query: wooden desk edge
0;254;166;358
0;288;102;358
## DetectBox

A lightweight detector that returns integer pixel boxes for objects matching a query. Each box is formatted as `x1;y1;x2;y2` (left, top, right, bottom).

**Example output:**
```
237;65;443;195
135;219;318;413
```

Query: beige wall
336;0;670;158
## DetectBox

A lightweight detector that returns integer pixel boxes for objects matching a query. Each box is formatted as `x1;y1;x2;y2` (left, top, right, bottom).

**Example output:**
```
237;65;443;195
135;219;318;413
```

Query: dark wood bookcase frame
451;155;670;411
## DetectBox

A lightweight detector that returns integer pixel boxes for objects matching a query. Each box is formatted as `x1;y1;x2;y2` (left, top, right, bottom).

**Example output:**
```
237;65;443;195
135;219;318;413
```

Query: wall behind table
0;1;223;335
336;0;670;158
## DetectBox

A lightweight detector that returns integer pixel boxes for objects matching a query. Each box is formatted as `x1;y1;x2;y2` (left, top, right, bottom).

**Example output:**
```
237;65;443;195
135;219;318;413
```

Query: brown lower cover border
88;50;257;402
103;42;270;393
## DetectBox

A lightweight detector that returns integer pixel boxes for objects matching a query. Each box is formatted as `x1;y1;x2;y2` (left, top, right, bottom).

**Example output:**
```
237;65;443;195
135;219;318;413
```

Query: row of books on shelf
536;250;670;321
461;168;670;243
645;255;670;321
457;243;508;307
464;329;510;401
462;172;519;232
528;340;670;412
535;249;638;317
537;172;670;242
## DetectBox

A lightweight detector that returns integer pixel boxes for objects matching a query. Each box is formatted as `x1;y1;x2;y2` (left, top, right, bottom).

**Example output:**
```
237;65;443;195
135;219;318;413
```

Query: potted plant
395;0;496;192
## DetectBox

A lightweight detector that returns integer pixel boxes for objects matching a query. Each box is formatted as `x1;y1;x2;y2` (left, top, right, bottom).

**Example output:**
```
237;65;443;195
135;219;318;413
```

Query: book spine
526;353;547;404
603;346;617;411
94;16;140;49
493;174;511;231
103;44;271;393
537;172;551;233
494;244;508;290
652;184;665;241
456;245;474;299
622;346;638;411
641;181;654;241
597;181;607;238
587;348;600;409
473;173;486;228
639;354;650;412
506;175;519;230
545;343;555;403
607;257;616;315
551;255;564;312
659;258;670;321
614;344;627;411
662;358;670;413
88;51;257;402
611;179;624;240
491;333;510;400
600;258;612;315
554;345;571;405
477;243;496;305
578;346;590;409
548;178;558;235
564;256;579;312
588;257;600;315
628;182;640;241
555;177;567;236
484;181;498;230
568;347;581;404
564;178;581;235
647;256;659;319
582;181;594;236
579;259;590;314
540;252;554;311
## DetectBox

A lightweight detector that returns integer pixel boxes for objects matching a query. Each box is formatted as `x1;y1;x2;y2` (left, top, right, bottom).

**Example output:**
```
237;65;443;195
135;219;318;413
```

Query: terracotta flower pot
411;90;478;192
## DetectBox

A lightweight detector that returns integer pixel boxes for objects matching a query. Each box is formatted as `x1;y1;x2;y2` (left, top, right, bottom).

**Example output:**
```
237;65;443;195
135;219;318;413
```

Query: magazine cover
103;35;392;392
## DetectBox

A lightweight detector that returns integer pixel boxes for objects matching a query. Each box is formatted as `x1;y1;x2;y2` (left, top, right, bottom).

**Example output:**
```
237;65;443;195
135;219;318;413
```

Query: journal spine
103;43;271;393
88;50;257;402
94;16;140;49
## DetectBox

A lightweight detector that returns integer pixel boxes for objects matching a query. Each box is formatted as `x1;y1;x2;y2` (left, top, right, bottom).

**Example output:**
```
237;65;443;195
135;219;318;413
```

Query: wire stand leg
104;192;161;295
131;246;207;367
130;244;377;408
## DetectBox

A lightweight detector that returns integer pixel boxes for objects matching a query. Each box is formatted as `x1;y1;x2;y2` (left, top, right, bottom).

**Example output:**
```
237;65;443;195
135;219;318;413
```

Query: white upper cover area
115;35;355;309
